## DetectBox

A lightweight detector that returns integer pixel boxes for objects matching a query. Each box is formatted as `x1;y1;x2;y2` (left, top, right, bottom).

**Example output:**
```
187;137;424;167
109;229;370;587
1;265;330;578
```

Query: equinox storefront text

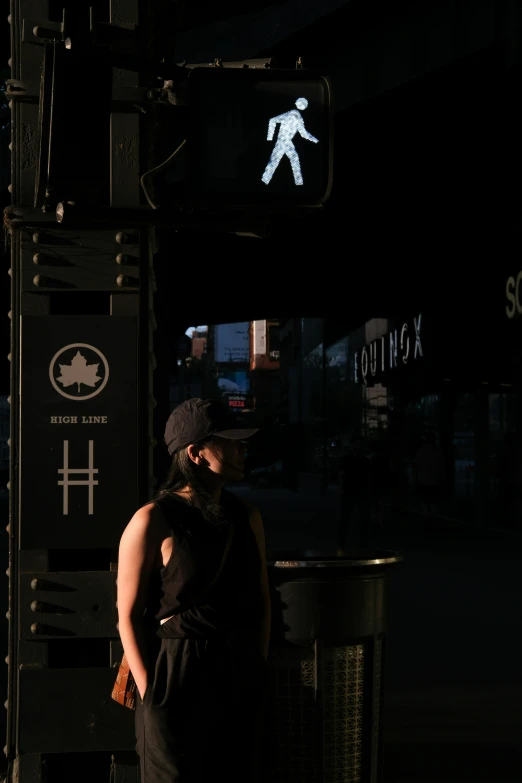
354;314;423;385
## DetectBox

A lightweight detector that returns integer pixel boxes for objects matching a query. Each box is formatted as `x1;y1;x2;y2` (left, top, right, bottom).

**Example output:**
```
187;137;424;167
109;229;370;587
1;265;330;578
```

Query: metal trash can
265;549;403;783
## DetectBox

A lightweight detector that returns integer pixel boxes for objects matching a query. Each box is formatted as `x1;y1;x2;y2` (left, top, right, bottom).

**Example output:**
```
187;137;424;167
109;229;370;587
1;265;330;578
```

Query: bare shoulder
120;501;169;546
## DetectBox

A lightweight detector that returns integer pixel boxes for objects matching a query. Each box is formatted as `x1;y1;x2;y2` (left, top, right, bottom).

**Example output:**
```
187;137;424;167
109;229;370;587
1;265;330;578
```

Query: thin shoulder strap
171;521;235;618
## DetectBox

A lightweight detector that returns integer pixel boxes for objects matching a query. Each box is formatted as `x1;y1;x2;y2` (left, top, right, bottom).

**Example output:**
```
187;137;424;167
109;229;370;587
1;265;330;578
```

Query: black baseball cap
164;397;259;455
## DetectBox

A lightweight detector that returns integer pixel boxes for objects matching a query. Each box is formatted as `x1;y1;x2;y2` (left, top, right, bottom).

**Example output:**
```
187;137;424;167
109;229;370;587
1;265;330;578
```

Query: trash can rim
270;551;403;568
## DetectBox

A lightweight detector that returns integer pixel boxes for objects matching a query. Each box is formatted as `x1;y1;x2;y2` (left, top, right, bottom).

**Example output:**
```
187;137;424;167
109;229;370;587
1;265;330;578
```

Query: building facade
190;328;208;359
277;269;521;529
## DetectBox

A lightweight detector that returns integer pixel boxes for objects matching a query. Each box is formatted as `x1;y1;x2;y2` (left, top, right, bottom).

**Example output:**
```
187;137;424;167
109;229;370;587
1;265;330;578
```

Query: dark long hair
155;439;226;526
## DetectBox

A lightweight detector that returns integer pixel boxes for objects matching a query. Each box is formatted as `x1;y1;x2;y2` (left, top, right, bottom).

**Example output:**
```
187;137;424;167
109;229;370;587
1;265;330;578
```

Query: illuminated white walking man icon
261;97;319;186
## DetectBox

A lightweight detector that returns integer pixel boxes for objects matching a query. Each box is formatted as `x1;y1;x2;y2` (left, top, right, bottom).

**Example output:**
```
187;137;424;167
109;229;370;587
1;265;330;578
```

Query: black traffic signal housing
185;66;333;210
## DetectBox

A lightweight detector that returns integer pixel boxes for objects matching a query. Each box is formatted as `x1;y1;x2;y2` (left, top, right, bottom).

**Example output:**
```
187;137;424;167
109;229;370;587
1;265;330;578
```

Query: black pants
136;636;268;783
337;492;371;548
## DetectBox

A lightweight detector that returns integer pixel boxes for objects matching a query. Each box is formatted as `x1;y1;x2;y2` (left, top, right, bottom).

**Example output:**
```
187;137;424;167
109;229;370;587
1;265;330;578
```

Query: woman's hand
136;678;148;702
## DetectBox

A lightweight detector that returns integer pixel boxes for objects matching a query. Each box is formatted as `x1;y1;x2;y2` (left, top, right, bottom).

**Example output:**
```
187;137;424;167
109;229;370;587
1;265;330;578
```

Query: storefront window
488;392;516;528
326;337;353;442
302;342;325;472
453;394;475;501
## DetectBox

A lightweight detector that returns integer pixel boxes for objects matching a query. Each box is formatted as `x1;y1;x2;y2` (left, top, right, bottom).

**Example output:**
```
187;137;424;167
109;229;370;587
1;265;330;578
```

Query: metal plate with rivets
20;571;118;639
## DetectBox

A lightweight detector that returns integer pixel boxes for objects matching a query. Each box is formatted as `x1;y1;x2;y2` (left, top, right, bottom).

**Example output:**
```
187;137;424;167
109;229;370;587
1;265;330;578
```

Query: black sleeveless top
145;488;263;639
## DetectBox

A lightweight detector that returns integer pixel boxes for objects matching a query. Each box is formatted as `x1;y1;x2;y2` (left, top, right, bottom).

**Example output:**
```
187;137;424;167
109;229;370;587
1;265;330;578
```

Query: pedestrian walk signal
186;67;333;208
261;98;319;187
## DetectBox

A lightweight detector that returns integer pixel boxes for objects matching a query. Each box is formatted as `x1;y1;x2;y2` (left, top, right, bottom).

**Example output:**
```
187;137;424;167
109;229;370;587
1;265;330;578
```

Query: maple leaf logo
56;350;102;393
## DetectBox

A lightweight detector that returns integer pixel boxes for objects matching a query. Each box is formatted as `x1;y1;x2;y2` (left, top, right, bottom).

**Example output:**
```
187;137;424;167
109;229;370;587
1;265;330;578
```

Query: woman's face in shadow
199;436;247;482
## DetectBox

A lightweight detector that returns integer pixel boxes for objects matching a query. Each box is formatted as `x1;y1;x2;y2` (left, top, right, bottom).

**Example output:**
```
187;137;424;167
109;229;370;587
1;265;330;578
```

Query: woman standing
117;398;271;783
